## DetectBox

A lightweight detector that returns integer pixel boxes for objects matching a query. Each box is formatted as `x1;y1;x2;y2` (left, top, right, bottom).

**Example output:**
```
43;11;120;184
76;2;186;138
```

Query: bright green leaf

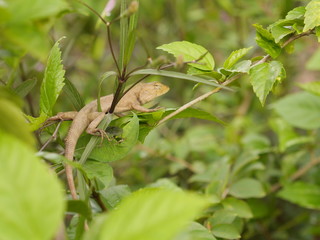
0;131;65;240
40;37;66;116
278;182;320;209
249;61;285;106
271;92;320;129
270;20;295;43
253;24;282;58
84;188;209;240
157;41;215;71
286;6;306;20
0;99;35;146
229;178;266;198
303;0;320;32
223;47;252;69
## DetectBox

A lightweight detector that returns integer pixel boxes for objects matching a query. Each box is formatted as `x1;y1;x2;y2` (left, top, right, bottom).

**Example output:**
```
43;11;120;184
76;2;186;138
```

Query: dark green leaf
175;222;217;240
64;78;85;111
76;114;139;162
83;160;113;190
14;78;37;98
211;224;241;239
222;197;253;218
67;200;91;218
99;185;131;209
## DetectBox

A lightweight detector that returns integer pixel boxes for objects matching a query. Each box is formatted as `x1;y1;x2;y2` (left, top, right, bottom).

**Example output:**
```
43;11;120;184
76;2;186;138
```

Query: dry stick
158;76;240;125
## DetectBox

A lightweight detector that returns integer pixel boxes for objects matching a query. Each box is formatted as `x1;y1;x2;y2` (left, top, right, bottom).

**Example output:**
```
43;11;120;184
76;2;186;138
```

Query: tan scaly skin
47;82;169;200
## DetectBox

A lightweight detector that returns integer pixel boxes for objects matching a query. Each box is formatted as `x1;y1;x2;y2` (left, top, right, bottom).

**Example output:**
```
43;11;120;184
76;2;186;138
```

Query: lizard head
138;82;169;104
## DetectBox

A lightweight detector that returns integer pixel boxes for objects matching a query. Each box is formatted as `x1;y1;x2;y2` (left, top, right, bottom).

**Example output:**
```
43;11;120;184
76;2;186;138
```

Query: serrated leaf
157;41;215;71
229;178;266;199
25;112;48;131
249;61;285;106
278;182;320;209
303;0;320;32
223;47;252;69
271;92;320;129
40;37;66;116
0;131;65;240
83;188;209;240
286;6;306;20
253;24;281;58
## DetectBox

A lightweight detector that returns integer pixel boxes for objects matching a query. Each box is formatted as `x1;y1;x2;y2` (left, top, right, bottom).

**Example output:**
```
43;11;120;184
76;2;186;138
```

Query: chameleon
47;82;169;199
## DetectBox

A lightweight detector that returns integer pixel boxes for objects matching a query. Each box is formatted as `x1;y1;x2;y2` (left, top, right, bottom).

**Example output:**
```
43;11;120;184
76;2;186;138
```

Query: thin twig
39;121;62;152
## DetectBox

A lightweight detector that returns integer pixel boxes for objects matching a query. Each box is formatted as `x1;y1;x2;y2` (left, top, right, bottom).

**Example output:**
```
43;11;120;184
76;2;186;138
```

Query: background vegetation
1;0;320;239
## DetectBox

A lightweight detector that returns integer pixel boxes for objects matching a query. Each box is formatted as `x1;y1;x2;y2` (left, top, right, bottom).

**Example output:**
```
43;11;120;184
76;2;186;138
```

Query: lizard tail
65;129;82;200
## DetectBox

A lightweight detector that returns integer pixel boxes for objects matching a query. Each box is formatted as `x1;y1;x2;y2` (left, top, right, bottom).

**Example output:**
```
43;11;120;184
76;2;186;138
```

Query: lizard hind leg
86;112;111;143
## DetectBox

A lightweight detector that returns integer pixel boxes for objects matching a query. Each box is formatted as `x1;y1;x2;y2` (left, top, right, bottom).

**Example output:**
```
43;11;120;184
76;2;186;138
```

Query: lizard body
48;82;169;199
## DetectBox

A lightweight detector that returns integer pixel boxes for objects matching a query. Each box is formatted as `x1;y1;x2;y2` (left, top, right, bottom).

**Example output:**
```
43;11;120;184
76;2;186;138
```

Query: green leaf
285;6;306;20
211;224;241;239
67;200;91;218
271;92;320;129
131;69;231;90
7;0;68;22
99;185;131;209
209;210;237;226
269;20;296;43
157;41;215;71
223;47;252;69
278;182;320;209
222;197;253;218
175;222;217;240
253;24;281;58
249;61;285;106
64;78;85;111
306;48;320;70
298;81;320;96
229;178;266;198
0;131;65;240
303;0;320;32
83;160;113;190
83;188;209;240
13;78;37;98
25;112;48;131
219;60;252;76
40;37;66;116
0;98;35;146
76;114;139;162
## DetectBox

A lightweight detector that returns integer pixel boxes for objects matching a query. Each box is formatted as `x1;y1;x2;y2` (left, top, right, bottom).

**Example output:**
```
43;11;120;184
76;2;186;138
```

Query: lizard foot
87;128;111;145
